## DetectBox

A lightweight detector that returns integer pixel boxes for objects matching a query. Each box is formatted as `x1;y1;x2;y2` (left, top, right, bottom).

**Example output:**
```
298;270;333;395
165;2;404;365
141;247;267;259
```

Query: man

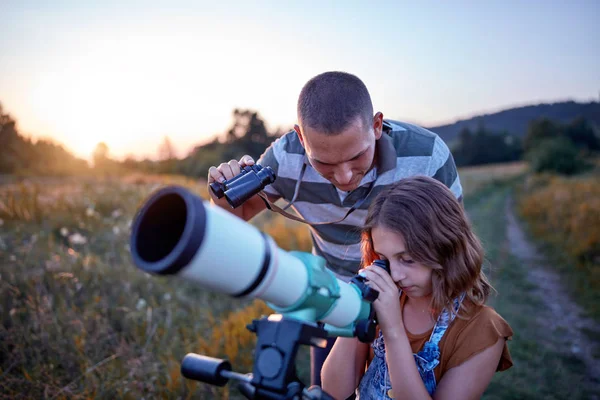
207;71;462;388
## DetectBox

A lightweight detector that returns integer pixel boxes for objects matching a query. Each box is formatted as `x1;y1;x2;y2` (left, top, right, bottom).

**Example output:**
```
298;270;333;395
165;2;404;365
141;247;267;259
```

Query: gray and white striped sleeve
257;137;284;198
429;136;463;202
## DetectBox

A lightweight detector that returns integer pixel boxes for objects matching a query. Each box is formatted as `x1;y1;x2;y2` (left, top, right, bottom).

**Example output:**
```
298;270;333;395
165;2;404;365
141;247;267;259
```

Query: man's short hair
297;71;374;135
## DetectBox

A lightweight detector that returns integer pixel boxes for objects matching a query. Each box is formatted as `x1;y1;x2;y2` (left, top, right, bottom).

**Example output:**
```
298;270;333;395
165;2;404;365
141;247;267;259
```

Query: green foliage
524;117;600;154
523;118;562;152
526;137;591;175
564;116;600;151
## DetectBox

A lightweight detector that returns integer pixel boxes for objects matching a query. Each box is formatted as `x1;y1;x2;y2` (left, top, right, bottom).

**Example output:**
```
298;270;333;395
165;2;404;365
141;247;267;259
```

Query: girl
321;176;513;399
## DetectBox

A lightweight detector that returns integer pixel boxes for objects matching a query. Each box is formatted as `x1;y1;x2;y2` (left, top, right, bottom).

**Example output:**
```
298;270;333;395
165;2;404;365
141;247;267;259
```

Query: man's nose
334;165;353;184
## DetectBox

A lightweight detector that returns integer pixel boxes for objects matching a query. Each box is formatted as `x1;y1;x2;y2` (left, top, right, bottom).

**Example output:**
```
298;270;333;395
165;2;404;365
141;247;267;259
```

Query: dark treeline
0;105;286;178
451;115;599;174
0;104;89;176
1;101;598;178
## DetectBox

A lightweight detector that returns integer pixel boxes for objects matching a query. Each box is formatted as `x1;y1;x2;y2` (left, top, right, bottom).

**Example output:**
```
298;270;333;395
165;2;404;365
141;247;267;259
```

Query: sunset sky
1;1;598;161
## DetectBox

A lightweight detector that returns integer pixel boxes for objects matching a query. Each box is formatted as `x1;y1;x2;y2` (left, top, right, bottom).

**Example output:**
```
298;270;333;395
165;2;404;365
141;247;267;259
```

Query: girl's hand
359;264;405;337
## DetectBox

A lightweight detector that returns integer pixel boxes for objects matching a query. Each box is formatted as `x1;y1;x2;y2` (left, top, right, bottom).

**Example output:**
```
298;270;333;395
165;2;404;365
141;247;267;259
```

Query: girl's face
371;225;433;299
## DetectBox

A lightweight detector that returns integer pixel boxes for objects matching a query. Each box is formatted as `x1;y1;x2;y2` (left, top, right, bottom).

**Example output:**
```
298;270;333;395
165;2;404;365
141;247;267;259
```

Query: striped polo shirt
257;119;463;281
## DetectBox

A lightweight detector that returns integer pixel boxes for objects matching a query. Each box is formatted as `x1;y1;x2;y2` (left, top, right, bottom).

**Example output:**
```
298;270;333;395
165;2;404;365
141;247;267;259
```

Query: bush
526;137;590;175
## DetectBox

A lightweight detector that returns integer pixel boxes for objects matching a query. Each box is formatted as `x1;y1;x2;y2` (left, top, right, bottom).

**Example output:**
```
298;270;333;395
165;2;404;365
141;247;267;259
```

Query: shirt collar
375;133;397;175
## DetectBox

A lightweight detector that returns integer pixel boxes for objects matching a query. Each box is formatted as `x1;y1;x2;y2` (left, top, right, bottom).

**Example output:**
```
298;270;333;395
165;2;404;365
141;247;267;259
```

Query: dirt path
505;197;600;395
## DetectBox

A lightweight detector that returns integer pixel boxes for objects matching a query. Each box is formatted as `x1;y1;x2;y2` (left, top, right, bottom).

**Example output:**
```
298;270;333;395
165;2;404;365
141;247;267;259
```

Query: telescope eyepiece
372;259;390;274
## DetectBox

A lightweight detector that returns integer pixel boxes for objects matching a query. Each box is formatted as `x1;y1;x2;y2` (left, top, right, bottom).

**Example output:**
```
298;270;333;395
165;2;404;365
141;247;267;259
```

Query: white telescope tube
130;186;365;327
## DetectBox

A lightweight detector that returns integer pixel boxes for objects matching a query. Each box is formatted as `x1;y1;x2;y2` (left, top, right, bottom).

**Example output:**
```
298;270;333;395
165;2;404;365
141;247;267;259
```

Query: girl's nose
390;266;406;282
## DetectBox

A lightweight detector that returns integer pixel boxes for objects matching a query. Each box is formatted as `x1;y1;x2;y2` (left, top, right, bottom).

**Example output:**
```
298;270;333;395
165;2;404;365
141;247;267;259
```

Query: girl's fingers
363;266;396;292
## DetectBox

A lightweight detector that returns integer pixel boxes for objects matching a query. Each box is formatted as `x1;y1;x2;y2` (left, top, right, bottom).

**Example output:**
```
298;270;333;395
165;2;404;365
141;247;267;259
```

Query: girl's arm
384;332;505;400
432;337;504;400
383;329;432;399
321;337;370;399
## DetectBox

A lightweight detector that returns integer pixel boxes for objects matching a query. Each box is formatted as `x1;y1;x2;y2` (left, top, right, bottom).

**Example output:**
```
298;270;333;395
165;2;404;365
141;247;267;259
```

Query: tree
523;118;561;152
452;125;522;167
92;142;111;172
181;109;276;178
158;136;177;160
526;136;590;175
564;116;600;151
0;104;22;172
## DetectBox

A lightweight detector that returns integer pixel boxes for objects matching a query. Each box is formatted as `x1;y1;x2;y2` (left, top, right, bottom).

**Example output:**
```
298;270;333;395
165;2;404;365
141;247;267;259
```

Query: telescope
129;184;388;399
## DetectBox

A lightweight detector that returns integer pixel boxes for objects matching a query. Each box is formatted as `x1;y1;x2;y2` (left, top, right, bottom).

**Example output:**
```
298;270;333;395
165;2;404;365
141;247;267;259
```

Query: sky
0;0;598;161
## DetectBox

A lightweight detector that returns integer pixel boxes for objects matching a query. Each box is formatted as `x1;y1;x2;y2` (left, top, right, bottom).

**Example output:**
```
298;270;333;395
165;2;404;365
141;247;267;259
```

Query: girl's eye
400;257;415;265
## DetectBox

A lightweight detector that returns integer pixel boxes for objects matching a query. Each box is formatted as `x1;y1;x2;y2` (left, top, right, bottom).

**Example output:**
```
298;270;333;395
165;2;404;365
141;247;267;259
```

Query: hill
428;101;600;144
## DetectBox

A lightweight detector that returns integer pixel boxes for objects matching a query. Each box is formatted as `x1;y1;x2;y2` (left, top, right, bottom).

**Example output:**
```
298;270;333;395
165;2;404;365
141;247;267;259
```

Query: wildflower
60;227;69;237
163;293;172;301
136;298;147;311
111;209;123;219
55;272;73;279
68;233;88;245
86;207;95;217
112;226;121;235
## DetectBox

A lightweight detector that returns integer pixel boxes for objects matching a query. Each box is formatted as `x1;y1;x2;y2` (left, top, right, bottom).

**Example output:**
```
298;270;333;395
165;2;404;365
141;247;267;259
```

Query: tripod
181;315;336;399
179;260;388;399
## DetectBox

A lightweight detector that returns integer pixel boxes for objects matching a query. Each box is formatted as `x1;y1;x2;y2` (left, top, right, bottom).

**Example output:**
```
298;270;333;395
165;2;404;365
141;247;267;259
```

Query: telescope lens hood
130;186;206;275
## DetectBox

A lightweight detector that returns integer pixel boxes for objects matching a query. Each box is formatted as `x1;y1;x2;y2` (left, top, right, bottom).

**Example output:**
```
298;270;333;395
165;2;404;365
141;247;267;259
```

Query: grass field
1;162;598;399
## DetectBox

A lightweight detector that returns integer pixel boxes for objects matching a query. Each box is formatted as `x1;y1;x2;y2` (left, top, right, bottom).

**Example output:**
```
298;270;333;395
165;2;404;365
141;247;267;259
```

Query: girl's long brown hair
361;176;493;317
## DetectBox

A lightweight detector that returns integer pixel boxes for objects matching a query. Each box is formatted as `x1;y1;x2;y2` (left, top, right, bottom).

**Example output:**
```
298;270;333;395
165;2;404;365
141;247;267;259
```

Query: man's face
295;114;383;192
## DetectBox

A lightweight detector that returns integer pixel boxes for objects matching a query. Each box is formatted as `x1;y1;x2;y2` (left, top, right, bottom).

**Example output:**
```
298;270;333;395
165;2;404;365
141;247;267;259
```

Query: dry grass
4;163;590;399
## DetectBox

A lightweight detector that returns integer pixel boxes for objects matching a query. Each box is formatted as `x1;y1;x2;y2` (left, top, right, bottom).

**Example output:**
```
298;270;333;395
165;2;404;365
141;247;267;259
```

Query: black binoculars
209;164;276;208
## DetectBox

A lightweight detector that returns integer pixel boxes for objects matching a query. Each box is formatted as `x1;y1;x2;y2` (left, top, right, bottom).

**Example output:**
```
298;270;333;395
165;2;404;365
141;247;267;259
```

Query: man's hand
207;155;255;204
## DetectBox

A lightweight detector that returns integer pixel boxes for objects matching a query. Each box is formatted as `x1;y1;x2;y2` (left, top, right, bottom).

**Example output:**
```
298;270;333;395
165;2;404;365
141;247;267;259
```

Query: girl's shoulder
451;301;513;339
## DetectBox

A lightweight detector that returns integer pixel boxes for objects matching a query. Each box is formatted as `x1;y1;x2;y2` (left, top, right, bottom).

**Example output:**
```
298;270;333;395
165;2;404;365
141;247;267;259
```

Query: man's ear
373;112;384;140
294;124;305;147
